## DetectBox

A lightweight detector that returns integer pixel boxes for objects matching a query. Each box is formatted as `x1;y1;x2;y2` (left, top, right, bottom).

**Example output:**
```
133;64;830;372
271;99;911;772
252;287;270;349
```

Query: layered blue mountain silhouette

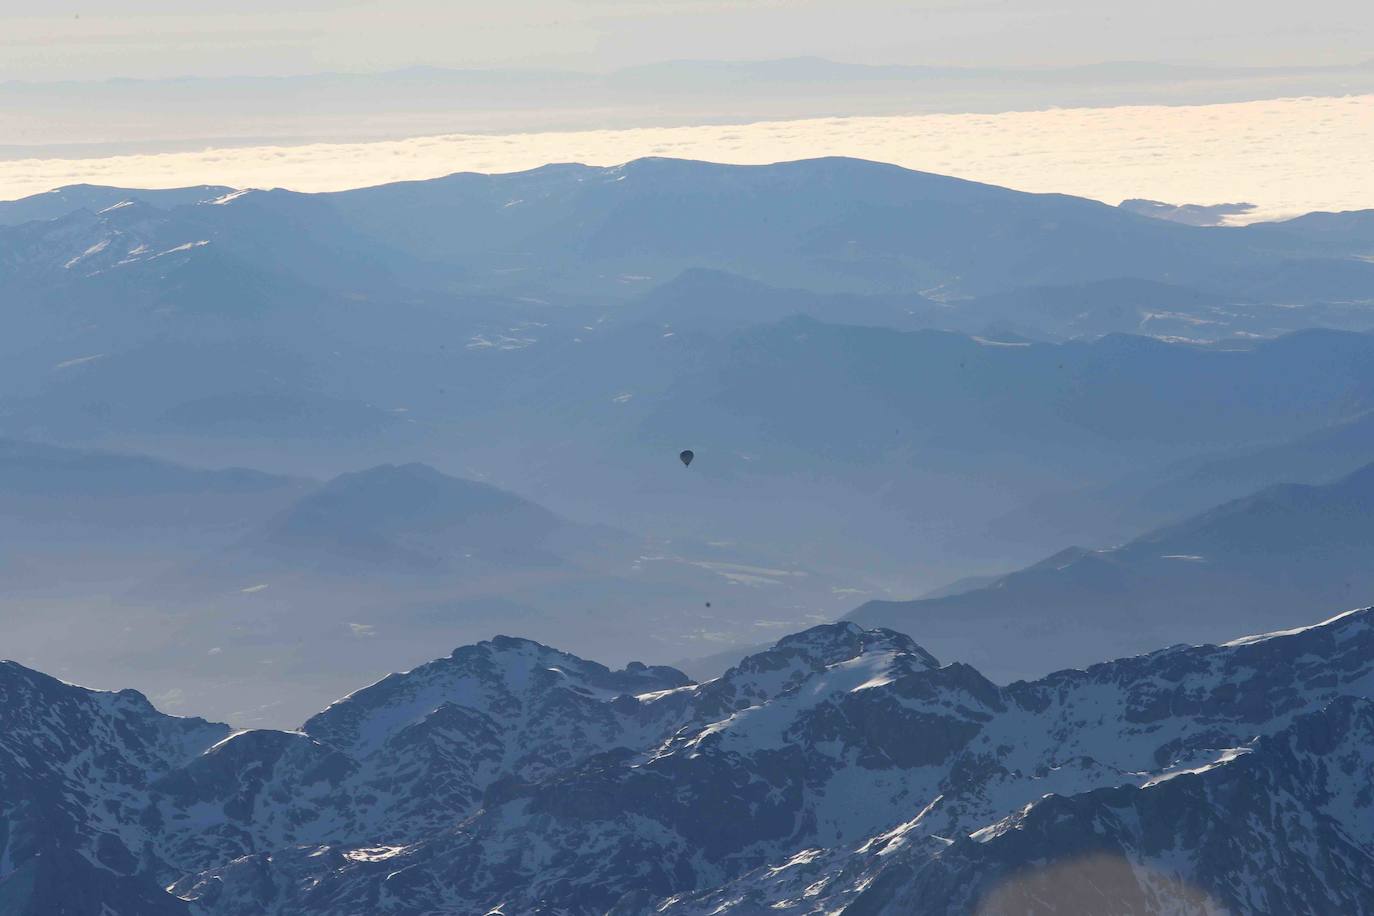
850;461;1374;680
3;157;1374;723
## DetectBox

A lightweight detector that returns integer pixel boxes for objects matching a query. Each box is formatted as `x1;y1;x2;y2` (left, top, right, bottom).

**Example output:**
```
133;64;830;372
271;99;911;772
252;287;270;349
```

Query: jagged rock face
662;616;1374;915
295;636;695;842
0;661;229;914
3;611;1373;915
0;635;689;912
828;696;1374;916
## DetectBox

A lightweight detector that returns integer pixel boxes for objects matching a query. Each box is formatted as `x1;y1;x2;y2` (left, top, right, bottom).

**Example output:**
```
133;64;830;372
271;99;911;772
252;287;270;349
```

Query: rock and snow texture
2;609;1373;914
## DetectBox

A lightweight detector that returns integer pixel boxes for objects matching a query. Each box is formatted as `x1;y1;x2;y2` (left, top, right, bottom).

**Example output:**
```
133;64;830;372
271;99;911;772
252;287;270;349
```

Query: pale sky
2;0;1371;82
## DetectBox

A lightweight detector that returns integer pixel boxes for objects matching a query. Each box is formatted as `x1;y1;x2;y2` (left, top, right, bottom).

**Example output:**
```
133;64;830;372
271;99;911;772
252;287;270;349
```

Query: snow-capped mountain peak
4;607;1372;915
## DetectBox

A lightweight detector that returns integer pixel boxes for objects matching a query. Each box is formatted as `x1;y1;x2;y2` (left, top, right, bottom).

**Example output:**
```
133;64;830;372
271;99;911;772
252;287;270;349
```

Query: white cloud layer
4;94;1372;223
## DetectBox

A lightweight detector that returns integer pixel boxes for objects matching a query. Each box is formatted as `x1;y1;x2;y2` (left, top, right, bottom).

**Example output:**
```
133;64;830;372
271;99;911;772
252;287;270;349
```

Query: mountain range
849;461;1374;682
9;423;1374;730
0;441;847;727
6;157;1373;304
4;157;1374;722
1;604;1370;914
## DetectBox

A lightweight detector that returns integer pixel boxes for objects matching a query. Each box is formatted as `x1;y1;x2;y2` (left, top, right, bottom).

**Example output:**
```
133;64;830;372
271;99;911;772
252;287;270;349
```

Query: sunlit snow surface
3;94;1373;223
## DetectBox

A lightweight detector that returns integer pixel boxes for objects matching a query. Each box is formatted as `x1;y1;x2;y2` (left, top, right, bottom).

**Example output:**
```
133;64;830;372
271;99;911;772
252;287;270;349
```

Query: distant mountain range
991;406;1374;549
0;436;306;537
3;157;1374;724
0;442;844;727
0;184;234;226
10;425;1374;728
134;458;832;726
6;158;1374;302
849;461;1374;681
2;605;1371;914
0;437;309;595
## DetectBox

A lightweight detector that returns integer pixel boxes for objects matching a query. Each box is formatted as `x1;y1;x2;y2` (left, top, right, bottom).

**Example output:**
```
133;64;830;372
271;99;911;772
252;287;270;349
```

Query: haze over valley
3;156;1374;727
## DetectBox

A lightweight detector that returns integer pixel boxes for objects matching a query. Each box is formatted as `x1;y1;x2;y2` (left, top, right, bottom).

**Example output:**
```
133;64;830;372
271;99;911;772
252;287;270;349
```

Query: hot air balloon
679;449;695;467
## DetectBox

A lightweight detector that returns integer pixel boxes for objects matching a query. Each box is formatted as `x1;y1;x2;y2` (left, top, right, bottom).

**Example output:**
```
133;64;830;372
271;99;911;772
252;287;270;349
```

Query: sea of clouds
3;94;1371;223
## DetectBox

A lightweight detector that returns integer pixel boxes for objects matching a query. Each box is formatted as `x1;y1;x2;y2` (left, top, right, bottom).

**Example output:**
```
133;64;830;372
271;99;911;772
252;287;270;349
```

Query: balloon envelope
679;450;694;467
